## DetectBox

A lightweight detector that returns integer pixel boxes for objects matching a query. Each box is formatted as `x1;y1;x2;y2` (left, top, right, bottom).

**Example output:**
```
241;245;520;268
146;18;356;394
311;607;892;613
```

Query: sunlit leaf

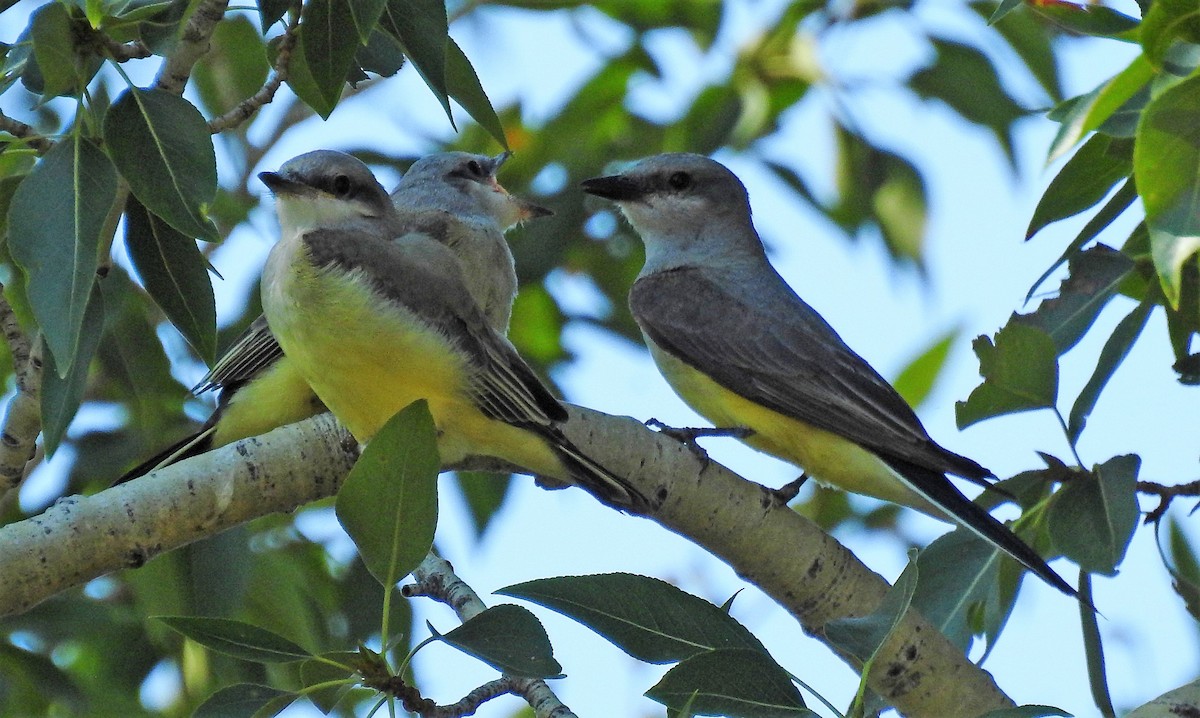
8;136;117;374
336;400;440;587
646;649;812;718
104;87;218;240
1046;57;1152;162
1140;0;1200;68
498;573;767;663
956;322;1058;428
433;604;562;678
892;328;957;410
1048;455;1139;575
1027;135;1132;240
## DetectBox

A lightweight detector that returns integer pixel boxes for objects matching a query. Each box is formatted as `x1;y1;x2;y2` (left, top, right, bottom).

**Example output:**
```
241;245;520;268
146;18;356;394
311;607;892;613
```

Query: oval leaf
1048;454;1139;575
41;281;104;455
8;136;117;374
433;604;562;678
956;322;1059;429
300;0;362;111
380;0;450;123
124;194;217;361
335;400;440;588
497;572;767;664
154;616;310;662
104;87;217;240
645;648;811;718
193;683;296;718
446;38;507;149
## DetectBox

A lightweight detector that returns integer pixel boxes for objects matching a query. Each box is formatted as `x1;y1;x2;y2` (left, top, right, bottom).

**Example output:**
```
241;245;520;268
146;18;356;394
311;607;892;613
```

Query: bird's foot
771;473;809;505
644;419;753;466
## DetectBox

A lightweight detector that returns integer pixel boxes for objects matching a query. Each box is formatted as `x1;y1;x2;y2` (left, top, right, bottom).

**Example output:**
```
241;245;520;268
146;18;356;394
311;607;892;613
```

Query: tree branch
153;0;230;94
0;111;53;155
402;554;576;718
0;288;42;492
1138;479;1200;523
0;408;1016;717
207;16;299;134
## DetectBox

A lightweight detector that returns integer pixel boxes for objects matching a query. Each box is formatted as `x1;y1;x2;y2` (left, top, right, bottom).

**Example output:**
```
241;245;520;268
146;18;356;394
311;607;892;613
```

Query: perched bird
116;151;548;482
582;152;1075;597
257;151;639;507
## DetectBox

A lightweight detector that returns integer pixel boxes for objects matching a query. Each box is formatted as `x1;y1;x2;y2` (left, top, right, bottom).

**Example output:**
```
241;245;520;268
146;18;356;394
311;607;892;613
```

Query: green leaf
7;136;117;374
1135;73;1200;308
432;604;562;678
892;329;957;410
193;683;297;718
446;37;508;150
454;471;512;539
299;652;358;714
280;29;335;119
1027;135;1132;240
1013;244;1133;355
1047;455;1139;575
258;0;291;32
1067;297;1153;443
104;87;218;240
380;0;450;123
348;0;387;44
1078;575;1115;717
956;322;1058;429
646;649;813;718
497;573;767;663
1030;2;1140;38
826;558;918;664
1141;0;1200;68
155;616;311;662
41;281;104;455
980;707;1071;718
356;27;406;78
30;2;85;98
1164;517;1200;621
911;529;1001;652
300;0;362;110
986;0;1023;24
909;37;1026;166
1047;57;1153;162
124;195;216;362
335;400;440;587
193;15;270;119
980;2;1061;101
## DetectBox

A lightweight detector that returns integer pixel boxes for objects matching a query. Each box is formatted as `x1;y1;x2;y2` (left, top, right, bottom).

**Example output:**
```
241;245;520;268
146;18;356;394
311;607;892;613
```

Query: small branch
0;111;53;155
0;288;42;491
153;0;230;94
1138;479;1200;523
403;554;576;718
207;17;299;134
101;37;152;62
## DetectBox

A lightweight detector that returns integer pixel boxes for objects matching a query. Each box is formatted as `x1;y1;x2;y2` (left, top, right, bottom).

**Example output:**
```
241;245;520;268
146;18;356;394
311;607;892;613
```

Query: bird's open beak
581;174;642;202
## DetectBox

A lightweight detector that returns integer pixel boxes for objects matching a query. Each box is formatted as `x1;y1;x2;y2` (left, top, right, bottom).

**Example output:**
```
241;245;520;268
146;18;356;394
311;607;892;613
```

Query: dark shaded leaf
454;471;512;538
911;529;1002;652
258;0;291;32
155;616;311;662
1013;244;1133;355
1134;73;1200;307
193;15;270;120
380;0;450;122
300;652;358;714
124;195;217;361
41;281;103;455
646;649;812;718
300;0;362;110
433;604;562;678
980;2;1061;101
193;683;297;718
498;573;767;663
8;136;117;374
356;27;406;77
1026;135;1132;240
826;558;918;663
104;88;218;240
1163;517;1200;621
348;0;387;43
1048;455;1139;575
956;322;1058;428
30;2;92;98
1030;2;1139;38
1140;0;1200;68
446;37;508;149
1078;575;1115;717
336;400;440;587
280;29;335;119
1067;296;1153;443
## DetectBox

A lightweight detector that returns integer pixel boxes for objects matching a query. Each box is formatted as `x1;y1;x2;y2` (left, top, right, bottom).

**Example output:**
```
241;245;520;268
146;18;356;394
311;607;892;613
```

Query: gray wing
302;229;568;428
194;315;284;394
630;267;990;481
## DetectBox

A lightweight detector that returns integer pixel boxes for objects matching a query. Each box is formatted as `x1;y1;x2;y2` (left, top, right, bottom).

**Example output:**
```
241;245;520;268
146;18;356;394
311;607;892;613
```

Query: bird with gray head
115;150;551;484
581;152;1079;600
256;150;640;508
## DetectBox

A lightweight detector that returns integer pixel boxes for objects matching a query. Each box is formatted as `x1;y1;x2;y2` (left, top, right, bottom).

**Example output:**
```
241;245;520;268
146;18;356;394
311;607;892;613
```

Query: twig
404;554;577;718
153;0;230;94
0;111;53;155
0;288;42;491
101;37;152;62
207;17;299;133
1138;479;1200;523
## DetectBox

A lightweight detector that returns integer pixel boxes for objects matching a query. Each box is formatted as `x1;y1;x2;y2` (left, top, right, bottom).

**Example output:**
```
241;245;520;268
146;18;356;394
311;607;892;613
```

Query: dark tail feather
112;426;216;487
884;456;1086;606
541;428;643;509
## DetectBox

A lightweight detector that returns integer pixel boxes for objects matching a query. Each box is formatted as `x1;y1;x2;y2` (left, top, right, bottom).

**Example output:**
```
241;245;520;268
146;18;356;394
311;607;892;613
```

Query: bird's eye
466;160;484;177
668;171;692;190
332;174;352;197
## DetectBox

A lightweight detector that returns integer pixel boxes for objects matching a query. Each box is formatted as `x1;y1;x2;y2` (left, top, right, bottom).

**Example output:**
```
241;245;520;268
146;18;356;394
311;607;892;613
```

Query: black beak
487;151;513;175
258;171;305;195
581;174;643;201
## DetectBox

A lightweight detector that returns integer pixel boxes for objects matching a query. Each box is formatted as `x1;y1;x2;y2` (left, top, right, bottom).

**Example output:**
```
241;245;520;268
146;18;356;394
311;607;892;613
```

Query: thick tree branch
0;409;1016;717
402;554;576;718
0;289;41;491
153;0;230;94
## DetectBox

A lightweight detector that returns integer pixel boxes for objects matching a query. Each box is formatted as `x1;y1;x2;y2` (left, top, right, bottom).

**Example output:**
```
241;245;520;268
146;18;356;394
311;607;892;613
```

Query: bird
256;150;639;508
115;151;549;483
581;152;1076;598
